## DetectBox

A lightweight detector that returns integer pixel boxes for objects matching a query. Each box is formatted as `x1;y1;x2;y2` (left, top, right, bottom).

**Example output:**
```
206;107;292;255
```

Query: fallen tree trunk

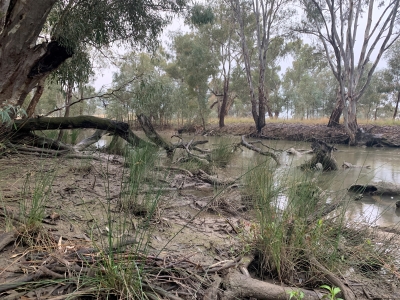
137;114;175;156
12;116;151;148
220;270;323;300
301;140;338;171
348;181;400;196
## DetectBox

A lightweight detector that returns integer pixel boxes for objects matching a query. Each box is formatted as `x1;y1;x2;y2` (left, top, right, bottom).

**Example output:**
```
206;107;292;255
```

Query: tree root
220;270;323;300
308;255;356;300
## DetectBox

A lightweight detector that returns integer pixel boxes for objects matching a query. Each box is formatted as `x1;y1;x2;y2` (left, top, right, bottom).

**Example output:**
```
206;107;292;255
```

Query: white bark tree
229;0;293;133
299;0;400;144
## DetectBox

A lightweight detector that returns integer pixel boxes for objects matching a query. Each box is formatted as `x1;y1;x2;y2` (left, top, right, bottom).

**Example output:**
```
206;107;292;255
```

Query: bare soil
1;123;400;299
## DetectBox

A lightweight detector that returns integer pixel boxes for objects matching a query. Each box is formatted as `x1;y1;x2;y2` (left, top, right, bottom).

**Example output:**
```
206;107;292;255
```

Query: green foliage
189;4;215;26
108;51;177;124
20;169;56;232
288;290;305;300
320;285;343;300
0;105;27;125
120;146;158;212
210;138;236;167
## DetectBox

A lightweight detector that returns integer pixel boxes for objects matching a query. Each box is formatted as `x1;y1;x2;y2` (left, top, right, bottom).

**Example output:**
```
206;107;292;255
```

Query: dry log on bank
348;182;400;196
241;135;280;165
301;140;338;171
220;271;323;300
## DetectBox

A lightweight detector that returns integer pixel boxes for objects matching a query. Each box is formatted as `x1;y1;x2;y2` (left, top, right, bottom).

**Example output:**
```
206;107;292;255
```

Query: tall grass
243;157;391;286
19;168;56;231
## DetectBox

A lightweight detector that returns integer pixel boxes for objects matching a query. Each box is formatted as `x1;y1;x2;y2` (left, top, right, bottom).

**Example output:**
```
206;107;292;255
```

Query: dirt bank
203;123;400;146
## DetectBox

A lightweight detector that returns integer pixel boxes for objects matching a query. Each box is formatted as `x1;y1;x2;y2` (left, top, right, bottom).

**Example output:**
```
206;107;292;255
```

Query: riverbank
202;122;400;146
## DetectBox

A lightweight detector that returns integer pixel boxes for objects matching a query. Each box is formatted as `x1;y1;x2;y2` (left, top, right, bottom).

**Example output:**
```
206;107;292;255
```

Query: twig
44;75;143;116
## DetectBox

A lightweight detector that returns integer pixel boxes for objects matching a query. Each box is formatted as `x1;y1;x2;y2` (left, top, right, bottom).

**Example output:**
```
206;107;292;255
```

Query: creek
97;133;400;228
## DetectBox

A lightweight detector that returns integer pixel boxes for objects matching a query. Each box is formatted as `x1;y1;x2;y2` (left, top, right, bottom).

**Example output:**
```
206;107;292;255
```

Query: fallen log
220;270;323;300
12;116;151;149
0;231;16;252
348;181;400;196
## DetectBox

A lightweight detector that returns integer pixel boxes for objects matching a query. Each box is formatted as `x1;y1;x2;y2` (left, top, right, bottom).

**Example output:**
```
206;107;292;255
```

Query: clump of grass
119;146;158;212
243;161;393;287
19;168;56;232
210;137;237;168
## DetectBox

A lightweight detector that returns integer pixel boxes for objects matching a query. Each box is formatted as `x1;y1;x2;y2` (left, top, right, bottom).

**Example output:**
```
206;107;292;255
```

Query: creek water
97;133;400;228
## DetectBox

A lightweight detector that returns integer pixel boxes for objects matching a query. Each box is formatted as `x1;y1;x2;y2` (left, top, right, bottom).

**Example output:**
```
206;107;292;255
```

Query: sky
92;3;393;92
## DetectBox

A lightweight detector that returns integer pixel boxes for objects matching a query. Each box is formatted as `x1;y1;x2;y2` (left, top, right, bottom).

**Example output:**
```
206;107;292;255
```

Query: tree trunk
327;90;344;127
393;90;400;120
0;1;66;109
219;83;229;128
257;87;266;133
25;78;46;118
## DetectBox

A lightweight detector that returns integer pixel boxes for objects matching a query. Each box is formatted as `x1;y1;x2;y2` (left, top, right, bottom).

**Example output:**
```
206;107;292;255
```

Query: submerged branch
240;135;280;165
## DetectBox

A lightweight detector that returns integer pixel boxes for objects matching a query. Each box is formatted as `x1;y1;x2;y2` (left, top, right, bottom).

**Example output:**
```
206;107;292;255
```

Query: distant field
208;117;400;126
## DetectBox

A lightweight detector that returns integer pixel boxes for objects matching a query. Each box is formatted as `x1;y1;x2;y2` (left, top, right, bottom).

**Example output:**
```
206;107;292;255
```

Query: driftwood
301;140;338;171
220;270;323;300
348;181;400;196
241;136;280;165
342;161;371;169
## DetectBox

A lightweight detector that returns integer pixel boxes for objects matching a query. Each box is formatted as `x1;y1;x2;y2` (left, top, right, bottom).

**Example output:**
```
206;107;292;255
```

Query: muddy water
201;136;400;228
98;133;400;228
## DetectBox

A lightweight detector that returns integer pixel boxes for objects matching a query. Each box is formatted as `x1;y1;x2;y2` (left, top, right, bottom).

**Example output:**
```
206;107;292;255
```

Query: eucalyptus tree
381;40;400;119
282;41;329;118
0;0;185;115
299;0;400;144
229;0;294;132
199;1;239;127
108;51;177;125
169;33;219;129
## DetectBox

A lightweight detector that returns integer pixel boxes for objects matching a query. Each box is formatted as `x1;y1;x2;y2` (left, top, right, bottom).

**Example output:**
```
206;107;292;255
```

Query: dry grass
208;116;400;126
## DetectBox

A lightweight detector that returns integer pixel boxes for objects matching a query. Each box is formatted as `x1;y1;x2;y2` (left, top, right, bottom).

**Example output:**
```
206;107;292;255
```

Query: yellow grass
208;117;400;126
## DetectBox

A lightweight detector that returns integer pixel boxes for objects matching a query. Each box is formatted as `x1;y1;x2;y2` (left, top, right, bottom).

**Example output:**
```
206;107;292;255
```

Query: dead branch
241;136;280;165
44;76;143;117
309;256;356;300
197;169;236;186
220;270;323;300
0;232;16;252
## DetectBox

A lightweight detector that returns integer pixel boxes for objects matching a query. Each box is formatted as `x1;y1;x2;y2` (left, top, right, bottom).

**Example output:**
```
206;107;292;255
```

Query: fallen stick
0;231;16;252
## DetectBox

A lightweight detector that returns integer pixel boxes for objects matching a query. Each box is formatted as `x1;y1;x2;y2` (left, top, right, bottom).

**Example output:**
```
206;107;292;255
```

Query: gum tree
0;0;184;114
229;0;294;133
299;0;400;144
